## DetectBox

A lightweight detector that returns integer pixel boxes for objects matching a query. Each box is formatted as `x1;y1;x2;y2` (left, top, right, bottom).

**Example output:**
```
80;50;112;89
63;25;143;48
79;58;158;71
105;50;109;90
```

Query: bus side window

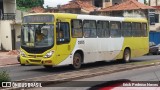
83;20;97;38
56;22;70;44
110;21;121;37
141;23;147;37
71;19;83;38
122;22;132;37
97;21;109;38
132;22;141;37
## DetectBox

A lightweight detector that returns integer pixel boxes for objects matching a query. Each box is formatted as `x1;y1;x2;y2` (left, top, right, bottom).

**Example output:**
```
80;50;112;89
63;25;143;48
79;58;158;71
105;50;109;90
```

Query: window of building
83;20;97;38
97;21;109;38
105;0;110;2
155;14;159;23
94;0;103;7
110;21;121;37
71;19;83;38
122;22;132;37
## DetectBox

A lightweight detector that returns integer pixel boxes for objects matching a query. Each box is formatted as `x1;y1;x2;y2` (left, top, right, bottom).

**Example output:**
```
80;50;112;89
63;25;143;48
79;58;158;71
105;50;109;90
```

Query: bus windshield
21;24;54;48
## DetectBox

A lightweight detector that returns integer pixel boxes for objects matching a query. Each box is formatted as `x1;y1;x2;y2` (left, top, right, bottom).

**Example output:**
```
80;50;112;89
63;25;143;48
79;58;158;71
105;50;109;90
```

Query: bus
19;13;149;69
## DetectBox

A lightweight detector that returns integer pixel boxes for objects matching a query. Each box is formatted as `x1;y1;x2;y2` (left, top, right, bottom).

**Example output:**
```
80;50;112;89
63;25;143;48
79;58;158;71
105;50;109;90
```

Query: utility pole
156;0;158;6
148;0;150;6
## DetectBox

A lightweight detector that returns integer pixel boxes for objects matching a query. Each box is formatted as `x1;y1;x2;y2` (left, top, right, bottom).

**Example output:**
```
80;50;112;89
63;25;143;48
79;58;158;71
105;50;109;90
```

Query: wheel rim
124;50;130;62
73;54;81;68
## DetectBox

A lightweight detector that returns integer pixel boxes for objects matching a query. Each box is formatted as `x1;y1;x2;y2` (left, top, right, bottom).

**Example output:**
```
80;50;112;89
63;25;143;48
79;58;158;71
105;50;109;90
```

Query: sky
43;0;148;8
44;0;71;7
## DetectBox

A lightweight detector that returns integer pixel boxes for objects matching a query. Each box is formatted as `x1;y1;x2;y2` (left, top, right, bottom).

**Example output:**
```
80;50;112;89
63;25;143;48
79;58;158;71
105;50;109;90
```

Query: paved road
0;55;160;81
39;65;160;90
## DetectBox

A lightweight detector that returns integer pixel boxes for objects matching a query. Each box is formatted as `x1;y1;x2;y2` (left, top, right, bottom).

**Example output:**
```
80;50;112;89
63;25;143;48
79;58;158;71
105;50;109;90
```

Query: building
0;0;21;50
97;0;154;18
149;0;160;31
149;0;160;6
60;0;96;14
60;0;122;14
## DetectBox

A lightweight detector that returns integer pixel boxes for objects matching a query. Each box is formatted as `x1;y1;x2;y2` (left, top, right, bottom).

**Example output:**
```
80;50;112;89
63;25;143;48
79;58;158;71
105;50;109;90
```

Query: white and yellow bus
19;13;149;69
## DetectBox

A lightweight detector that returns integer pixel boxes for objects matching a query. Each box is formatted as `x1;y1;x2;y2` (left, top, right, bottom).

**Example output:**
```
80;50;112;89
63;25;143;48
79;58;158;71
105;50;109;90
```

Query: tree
17;0;44;8
144;0;148;5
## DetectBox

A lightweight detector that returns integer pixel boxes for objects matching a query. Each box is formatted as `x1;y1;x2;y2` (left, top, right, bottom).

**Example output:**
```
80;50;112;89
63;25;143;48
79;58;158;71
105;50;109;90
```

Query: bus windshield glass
21;24;54;48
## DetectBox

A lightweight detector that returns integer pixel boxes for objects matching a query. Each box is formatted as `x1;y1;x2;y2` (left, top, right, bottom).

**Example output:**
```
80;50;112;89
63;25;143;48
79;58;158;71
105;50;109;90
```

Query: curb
0;63;19;68
3;61;160;90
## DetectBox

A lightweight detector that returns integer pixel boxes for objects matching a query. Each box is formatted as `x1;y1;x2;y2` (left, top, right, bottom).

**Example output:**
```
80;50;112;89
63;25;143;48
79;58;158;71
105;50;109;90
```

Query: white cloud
44;0;71;7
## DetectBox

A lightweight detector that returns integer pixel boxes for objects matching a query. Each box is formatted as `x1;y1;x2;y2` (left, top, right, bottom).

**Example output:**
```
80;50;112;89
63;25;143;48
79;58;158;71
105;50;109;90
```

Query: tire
43;65;53;69
20;64;25;66
122;49;131;63
72;53;82;69
17;55;20;62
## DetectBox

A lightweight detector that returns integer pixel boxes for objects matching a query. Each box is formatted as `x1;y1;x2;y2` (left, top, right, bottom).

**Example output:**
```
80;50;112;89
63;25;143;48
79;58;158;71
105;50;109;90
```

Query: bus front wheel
43;65;53;69
72;53;82;69
123;49;131;63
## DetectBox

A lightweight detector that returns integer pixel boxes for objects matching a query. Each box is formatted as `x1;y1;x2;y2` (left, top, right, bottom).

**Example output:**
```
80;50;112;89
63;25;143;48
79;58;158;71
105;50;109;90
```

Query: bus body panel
59;37;124;65
50;14;78;65
77;15;124;21
20;13;149;67
115;18;149;59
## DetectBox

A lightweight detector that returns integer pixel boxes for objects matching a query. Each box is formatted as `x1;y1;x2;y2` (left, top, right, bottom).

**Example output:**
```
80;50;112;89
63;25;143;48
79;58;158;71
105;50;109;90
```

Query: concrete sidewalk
0;51;19;66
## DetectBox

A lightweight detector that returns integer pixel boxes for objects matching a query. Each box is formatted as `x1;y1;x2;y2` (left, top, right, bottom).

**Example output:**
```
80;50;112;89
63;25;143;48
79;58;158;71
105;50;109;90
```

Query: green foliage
17;6;30;12
17;0;44;8
144;0;148;5
0;71;11;87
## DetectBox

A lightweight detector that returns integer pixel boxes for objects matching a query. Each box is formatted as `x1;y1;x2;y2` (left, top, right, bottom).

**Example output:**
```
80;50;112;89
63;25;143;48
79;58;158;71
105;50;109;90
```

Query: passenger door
55;22;71;64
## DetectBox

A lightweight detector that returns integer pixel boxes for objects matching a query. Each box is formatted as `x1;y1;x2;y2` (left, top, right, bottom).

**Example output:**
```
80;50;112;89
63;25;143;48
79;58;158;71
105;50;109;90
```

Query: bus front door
55;22;71;65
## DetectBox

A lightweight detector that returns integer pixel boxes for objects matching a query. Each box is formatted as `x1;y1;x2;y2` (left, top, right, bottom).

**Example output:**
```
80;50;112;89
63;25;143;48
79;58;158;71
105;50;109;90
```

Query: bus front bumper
20;56;55;65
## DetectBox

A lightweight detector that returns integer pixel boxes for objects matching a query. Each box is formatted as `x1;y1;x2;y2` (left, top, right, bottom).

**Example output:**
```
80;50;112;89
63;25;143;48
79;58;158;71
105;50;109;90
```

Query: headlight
20;50;26;57
44;51;54;58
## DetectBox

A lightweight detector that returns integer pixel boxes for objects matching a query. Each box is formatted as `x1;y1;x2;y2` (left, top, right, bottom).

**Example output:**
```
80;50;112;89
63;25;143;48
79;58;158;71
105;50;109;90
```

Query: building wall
0;21;1;50
112;0;123;5
0;21;12;50
158;0;160;5
103;0;112;8
149;0;160;31
82;0;93;5
62;9;82;14
150;0;156;6
0;0;22;50
150;9;160;31
138;0;144;4
16;10;22;21
149;0;160;6
3;0;16;13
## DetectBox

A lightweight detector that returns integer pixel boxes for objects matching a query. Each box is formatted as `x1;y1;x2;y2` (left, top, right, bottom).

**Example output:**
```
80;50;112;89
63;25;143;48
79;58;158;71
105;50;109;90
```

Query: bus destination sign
23;15;54;23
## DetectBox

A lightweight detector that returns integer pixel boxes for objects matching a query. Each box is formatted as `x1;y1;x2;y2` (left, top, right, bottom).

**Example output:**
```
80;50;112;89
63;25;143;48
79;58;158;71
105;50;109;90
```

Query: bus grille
28;55;43;58
29;60;41;63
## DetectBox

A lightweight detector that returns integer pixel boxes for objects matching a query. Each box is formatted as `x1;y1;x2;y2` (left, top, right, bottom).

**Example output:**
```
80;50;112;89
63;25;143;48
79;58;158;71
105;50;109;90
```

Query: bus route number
78;40;85;44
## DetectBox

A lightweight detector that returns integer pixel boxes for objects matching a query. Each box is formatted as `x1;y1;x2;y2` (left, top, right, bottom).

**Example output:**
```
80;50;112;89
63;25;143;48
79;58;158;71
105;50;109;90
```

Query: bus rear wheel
43;65;53;69
122;49;131;63
72;53;82;69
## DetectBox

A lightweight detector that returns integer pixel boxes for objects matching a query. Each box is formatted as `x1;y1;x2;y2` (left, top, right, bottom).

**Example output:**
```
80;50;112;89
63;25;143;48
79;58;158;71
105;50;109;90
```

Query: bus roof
24;13;148;23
